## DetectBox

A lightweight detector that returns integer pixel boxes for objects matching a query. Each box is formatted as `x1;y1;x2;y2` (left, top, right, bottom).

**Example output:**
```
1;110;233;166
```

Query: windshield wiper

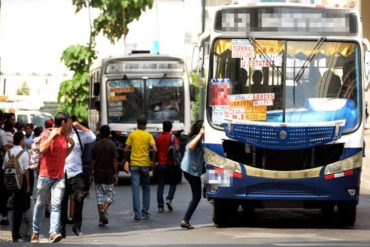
249;37;281;77
293;37;326;85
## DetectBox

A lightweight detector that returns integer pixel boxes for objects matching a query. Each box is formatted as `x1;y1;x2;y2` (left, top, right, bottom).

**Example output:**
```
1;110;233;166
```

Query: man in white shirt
2;131;30;242
60;119;96;237
0;110;10;226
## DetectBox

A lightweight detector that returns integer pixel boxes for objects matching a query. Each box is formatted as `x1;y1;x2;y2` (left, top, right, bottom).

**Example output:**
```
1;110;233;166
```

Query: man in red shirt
31;112;74;244
155;121;180;212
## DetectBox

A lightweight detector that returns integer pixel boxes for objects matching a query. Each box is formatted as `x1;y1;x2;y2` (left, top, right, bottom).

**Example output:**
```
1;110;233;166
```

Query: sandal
180;220;194;229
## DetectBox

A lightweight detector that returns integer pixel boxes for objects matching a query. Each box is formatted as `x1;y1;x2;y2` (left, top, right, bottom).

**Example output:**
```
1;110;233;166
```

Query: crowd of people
0;110;206;243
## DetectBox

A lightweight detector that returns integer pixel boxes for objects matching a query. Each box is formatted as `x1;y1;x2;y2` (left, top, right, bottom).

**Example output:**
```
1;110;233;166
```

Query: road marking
274;243;367;246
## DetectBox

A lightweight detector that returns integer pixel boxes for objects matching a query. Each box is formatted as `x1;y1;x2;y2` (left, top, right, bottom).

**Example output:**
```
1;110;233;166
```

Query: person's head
99;125;110;138
252;70;263;85
5;112;16;127
33;126;43;137
3;120;13;132
163;120;172;132
54;112;72;133
137;115;147;130
45;119;54;129
25;123;33;135
190;120;204;138
13;131;25;146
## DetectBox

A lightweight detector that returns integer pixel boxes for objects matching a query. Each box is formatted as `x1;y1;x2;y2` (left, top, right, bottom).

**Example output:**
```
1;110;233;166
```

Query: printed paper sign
231;39;255;58
212;107;226;125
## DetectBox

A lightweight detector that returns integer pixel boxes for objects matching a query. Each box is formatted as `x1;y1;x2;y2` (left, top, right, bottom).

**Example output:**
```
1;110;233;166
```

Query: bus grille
245;183;328;198
224;121;344;150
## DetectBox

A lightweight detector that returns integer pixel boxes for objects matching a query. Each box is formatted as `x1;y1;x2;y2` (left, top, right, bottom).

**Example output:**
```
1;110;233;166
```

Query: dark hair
100;125;110;138
15;122;25;131
137;115;147;126
3;120;13;132
252;70;263;84
33;126;43;137
54;112;70;127
71;115;78;122
5;112;15;121
163;121;172;132
13;131;24;146
189;120;203;139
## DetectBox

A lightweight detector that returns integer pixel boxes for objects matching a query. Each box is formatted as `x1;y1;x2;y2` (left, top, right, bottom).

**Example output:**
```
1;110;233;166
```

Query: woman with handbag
180;120;204;229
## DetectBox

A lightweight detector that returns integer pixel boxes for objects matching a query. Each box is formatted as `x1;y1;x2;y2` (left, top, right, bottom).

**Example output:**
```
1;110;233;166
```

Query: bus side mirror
94;82;101;96
190;84;196;102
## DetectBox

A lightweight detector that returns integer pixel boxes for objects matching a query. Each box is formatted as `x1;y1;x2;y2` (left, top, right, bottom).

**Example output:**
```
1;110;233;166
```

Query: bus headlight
324;153;362;175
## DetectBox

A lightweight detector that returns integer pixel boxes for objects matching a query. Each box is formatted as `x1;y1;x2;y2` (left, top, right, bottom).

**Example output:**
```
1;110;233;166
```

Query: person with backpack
155;121;180;212
60;118;96;237
2;131;30;242
31;112;74;244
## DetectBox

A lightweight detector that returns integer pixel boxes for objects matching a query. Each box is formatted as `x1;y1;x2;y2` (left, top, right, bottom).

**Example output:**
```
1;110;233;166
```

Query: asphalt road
2;178;370;247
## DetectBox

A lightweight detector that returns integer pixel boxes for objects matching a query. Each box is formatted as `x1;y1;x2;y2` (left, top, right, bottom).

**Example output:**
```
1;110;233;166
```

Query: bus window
146;78;184;123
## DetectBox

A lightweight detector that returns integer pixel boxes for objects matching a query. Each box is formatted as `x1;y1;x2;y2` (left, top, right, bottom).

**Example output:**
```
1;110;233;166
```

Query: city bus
200;2;370;226
89;52;193;175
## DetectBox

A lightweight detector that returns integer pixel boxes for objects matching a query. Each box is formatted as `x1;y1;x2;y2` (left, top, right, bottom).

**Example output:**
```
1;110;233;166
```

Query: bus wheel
241;203;255;219
337;202;357;226
213;199;233;227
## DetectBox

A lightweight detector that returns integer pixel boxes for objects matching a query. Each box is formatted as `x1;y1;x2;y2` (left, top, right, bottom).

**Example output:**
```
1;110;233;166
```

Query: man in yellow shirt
124;116;157;221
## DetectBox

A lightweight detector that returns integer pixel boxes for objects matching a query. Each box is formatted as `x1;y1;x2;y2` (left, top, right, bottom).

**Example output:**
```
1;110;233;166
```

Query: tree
58;0;153;120
16;81;30;96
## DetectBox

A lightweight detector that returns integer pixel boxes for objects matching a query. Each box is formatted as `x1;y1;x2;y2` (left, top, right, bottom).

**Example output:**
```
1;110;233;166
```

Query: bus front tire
337;201;357;226
213;199;237;227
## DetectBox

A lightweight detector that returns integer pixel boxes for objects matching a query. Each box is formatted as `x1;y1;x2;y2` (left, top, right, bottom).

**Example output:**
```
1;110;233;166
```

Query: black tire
337;201;357;226
213;199;237;227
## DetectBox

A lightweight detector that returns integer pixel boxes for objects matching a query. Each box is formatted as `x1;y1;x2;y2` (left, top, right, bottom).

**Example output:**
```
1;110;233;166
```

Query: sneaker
13;238;26;243
132;216;141;222
166;199;173;211
142;212;151;219
0;218;9;225
30;232;39;243
158;207;164;213
49;232;62;243
98;210;108;226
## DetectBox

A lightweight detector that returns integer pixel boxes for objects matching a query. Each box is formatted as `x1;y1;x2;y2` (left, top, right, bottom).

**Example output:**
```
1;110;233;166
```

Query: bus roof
103;54;184;63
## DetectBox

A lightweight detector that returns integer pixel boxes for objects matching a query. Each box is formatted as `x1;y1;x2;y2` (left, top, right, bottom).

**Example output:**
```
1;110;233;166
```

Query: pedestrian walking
155;121;180;212
124;116;157;221
60;118;96;237
180;120;205;230
91;125;118;227
2;132;30;242
30;112;74;243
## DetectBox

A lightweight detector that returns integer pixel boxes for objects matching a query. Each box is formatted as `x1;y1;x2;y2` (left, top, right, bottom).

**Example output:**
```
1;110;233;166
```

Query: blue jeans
130;166;150;220
32;176;65;234
156;165;176;208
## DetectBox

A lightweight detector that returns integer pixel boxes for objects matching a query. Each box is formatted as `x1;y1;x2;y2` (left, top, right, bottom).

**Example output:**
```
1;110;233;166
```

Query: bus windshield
107;78;184;123
208;39;360;132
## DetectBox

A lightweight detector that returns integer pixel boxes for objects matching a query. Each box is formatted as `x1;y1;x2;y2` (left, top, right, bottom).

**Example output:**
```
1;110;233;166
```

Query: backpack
4;150;25;191
167;134;182;167
29;136;41;170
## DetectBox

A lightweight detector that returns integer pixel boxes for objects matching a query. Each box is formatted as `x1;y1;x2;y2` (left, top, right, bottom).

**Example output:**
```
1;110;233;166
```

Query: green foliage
190;71;201;120
72;0;153;42
61;45;96;73
58;72;89;119
58;45;95;120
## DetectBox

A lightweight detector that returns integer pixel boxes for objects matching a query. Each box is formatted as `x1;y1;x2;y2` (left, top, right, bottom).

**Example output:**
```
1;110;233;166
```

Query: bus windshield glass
107;78;184;123
208;39;360;133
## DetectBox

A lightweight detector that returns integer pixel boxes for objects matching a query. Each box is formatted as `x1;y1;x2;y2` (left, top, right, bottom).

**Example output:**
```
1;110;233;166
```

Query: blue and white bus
201;2;370;226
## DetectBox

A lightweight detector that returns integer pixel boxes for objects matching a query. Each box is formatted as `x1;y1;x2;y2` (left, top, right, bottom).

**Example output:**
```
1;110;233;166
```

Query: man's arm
40;128;60;154
24;169;30;193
